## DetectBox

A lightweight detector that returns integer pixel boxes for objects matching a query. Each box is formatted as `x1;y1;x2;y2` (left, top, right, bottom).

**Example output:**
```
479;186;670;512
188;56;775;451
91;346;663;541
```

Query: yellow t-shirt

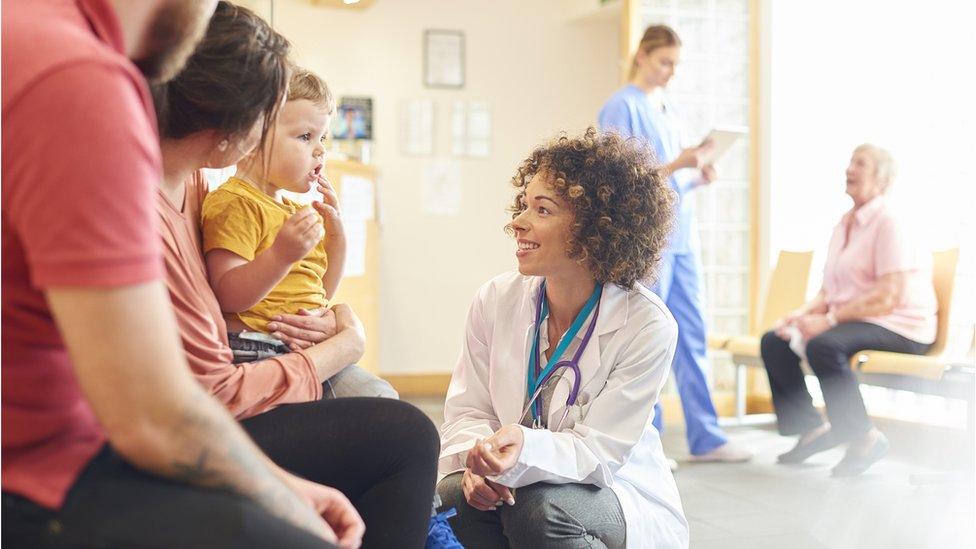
201;177;329;333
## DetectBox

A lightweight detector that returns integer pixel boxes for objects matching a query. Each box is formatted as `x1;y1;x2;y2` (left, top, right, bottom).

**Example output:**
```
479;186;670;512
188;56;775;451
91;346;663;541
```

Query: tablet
698;126;748;165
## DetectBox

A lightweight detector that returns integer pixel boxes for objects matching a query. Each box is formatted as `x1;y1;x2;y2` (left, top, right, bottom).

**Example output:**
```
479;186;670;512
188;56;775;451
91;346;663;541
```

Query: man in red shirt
2;1;359;546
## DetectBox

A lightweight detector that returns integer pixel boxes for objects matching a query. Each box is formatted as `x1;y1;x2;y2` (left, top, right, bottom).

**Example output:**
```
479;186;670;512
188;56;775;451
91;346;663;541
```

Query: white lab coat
439;272;689;548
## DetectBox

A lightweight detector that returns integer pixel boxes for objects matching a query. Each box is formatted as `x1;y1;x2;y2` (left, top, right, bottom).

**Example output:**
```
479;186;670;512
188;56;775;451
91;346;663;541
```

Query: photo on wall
332;96;373;141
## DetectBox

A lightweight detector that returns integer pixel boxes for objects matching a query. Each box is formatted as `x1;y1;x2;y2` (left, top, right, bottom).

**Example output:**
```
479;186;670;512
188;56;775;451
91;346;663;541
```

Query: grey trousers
322;364;399;399
437;472;626;549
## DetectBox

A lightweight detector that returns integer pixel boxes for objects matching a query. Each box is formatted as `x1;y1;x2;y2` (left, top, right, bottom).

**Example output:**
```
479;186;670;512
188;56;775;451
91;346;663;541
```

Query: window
640;0;754;339
768;0;975;359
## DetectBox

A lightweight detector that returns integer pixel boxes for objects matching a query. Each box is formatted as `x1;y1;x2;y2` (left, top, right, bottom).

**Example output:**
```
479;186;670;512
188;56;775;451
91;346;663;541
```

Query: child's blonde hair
288;65;335;114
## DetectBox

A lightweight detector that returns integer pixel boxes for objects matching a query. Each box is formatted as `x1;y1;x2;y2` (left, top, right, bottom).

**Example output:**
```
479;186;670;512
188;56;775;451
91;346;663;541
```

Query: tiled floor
667;426;974;549
407;397;975;549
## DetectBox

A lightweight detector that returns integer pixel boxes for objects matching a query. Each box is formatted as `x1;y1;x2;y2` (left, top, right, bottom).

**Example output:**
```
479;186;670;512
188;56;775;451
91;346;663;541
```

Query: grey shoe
831;433;889;477
778;430;840;464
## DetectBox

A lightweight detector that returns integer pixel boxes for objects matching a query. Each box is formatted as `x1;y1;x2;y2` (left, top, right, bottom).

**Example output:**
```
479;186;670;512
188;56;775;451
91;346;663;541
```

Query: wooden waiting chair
854;248;961;379
898;328;975;486
721;250;814;421
853;249;971;485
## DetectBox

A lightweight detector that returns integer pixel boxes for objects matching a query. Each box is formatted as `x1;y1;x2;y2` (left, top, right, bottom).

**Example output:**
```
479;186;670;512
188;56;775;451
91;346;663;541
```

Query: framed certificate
424;30;465;89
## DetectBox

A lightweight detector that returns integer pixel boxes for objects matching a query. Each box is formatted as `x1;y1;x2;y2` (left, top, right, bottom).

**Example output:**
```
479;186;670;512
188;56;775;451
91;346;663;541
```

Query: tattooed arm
47;281;336;543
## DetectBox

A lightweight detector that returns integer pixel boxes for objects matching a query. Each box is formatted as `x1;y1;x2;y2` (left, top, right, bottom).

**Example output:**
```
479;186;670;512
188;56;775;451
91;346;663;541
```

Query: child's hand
314;176;344;241
272;206;324;264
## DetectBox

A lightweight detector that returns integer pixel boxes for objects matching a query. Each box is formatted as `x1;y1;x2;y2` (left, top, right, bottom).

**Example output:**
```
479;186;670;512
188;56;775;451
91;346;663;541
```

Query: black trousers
760;321;930;441
241;397;440;549
2;398;439;549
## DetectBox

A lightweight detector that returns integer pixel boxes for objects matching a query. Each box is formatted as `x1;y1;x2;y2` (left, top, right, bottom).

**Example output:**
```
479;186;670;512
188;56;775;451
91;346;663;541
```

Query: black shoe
777;430;840;464
831;433;889;477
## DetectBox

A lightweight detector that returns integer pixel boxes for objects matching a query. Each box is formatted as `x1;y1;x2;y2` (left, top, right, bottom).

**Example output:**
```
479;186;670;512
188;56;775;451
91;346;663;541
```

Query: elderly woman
437;130;688;548
761;144;936;477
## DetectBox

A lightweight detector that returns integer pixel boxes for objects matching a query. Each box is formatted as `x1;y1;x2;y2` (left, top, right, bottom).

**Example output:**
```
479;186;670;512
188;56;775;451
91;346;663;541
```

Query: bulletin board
327;159;381;374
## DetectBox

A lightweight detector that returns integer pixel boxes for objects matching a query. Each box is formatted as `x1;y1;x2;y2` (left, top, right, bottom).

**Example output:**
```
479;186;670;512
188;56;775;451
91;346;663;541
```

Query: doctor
437;129;689;548
598;24;751;463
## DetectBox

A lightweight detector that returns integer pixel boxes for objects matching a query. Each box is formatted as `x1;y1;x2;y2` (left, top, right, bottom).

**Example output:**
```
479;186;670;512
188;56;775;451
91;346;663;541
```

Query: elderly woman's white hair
853;143;897;192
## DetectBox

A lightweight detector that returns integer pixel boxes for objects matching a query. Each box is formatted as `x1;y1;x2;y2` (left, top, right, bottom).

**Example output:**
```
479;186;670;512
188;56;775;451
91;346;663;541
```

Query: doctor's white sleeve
491;312;677;489
438;283;502;477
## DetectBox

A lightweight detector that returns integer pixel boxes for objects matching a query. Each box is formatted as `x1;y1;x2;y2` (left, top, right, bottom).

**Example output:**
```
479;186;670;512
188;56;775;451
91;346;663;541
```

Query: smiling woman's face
509;171;580;279
844;149;884;205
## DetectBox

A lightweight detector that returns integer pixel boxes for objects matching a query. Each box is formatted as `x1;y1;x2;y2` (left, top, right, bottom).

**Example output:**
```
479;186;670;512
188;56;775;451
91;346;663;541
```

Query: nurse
437;129;689;548
598;24;750;463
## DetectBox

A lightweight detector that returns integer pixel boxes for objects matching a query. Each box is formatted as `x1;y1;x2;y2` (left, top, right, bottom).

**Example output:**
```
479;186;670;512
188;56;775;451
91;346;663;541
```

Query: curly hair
507;128;676;289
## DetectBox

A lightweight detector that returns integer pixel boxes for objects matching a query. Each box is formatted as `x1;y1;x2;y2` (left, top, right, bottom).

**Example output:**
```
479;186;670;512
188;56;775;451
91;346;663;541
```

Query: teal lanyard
526;282;603;405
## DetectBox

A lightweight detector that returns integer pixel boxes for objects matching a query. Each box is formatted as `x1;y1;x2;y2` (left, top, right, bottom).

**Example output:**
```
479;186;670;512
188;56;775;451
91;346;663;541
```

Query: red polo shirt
2;0;163;509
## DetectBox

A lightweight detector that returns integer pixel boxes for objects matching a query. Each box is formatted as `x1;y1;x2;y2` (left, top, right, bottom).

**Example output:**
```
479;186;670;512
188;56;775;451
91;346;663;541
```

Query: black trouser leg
761;330;825;436
1;447;333;549
805;322;930;442
242;397;440;549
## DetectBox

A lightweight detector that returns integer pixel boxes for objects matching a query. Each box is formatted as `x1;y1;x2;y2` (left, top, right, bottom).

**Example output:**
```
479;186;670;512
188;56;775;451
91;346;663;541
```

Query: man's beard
133;0;215;84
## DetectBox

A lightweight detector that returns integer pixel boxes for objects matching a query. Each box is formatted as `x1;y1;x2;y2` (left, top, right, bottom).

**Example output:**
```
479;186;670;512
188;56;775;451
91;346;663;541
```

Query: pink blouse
822;197;937;344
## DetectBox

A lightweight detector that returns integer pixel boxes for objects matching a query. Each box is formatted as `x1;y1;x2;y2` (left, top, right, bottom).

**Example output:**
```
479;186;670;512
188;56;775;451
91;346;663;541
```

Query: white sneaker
689;442;752;463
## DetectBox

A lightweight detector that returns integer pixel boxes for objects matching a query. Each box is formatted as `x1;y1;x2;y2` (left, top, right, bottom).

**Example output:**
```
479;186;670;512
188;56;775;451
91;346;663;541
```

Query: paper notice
343;219;367;278
451;101;491;157
340;175;375;221
422;159;461;217
466;101;491;157
401;99;435;156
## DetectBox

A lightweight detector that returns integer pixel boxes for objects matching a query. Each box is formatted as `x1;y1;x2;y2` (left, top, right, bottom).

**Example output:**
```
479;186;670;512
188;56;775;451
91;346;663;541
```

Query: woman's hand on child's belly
267;307;338;350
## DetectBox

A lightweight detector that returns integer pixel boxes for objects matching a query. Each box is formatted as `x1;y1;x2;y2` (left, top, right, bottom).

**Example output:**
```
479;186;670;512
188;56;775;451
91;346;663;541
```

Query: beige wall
262;0;619;374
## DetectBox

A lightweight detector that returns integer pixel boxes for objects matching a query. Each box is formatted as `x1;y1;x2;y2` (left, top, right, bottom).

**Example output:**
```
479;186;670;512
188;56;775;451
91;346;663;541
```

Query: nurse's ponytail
629;25;682;80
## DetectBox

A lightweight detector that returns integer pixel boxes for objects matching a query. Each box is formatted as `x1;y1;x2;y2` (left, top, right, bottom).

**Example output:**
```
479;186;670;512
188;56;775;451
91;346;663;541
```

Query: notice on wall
400;99;435;156
338;174;375;278
343;219;368;278
340;175;375;221
422;159;462;217
452;101;492;157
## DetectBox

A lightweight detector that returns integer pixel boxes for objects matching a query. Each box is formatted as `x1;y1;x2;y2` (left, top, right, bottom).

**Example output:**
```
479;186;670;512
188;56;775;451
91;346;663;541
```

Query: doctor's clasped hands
462;425;524;510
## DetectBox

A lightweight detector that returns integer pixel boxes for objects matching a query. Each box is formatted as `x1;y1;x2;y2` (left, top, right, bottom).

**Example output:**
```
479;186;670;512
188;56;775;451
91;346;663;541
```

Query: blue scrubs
598;85;727;455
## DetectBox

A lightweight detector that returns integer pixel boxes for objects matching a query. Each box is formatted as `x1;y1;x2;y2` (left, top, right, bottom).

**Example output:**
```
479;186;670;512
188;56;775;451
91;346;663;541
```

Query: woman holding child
437;130;689;548
152;3;438;547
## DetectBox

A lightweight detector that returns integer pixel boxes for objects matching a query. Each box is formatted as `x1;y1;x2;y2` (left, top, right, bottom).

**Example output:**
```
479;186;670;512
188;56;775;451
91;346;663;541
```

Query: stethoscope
520;280;603;431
